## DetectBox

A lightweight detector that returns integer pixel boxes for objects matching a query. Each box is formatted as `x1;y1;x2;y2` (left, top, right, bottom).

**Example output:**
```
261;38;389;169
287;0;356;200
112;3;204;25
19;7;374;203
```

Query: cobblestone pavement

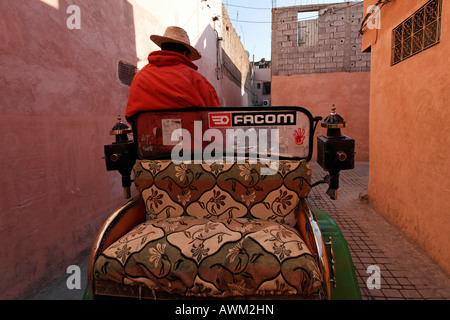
307;162;450;300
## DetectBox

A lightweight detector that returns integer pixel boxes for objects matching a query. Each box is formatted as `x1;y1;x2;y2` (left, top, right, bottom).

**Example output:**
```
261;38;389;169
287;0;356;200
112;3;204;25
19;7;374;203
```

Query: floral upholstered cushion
93;217;324;299
133;159;312;227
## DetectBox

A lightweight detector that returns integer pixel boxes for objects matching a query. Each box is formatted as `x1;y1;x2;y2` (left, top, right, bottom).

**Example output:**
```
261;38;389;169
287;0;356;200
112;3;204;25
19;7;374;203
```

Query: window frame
391;0;442;66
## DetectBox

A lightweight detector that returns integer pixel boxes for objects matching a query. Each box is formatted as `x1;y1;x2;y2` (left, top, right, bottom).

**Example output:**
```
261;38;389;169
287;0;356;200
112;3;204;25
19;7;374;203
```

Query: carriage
85;106;360;300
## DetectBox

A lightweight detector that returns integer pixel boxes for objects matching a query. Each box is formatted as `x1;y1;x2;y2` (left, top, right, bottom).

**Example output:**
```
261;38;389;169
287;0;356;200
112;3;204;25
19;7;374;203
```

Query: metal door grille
391;0;442;65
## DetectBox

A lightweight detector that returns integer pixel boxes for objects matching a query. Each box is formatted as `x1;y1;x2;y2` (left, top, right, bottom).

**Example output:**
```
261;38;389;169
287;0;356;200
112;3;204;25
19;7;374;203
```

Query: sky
223;0;360;62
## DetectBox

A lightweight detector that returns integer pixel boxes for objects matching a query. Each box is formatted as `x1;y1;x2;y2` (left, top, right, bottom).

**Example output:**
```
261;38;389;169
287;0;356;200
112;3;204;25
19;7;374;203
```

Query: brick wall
272;2;371;76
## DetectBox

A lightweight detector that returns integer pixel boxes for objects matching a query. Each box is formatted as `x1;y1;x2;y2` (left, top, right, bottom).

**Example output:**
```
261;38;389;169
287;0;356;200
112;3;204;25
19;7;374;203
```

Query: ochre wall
271;72;370;161
362;0;450;273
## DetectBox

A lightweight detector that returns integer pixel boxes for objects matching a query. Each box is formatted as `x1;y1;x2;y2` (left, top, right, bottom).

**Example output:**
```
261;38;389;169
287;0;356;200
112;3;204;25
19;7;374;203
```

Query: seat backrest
133;158;311;227
130;106;316;162
130;107;317;226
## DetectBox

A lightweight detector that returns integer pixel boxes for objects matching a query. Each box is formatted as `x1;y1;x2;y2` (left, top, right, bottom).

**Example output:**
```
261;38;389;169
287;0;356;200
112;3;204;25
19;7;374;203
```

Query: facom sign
209;112;296;128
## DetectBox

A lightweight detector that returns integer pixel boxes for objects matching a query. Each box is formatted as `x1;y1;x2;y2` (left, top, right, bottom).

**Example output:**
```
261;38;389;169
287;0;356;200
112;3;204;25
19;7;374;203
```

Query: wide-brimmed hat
150;26;201;61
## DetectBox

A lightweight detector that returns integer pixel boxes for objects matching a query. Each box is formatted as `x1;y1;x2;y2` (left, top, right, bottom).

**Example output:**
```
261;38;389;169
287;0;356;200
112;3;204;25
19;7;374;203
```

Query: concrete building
253;60;272;107
0;0;252;299
361;0;450;274
271;1;370;161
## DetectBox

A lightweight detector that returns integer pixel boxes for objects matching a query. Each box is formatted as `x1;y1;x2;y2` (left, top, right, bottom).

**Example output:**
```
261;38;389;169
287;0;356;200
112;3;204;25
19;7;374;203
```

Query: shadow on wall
0;0;137;299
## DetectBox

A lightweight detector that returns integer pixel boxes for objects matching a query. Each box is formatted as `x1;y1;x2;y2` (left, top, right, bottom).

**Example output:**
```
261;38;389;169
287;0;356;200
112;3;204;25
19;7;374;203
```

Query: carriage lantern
104;116;136;199
317;106;355;200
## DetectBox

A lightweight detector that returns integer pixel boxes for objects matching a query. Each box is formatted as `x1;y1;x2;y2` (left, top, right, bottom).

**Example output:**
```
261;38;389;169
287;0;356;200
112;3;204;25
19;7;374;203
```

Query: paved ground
33;162;450;300
308;162;450;300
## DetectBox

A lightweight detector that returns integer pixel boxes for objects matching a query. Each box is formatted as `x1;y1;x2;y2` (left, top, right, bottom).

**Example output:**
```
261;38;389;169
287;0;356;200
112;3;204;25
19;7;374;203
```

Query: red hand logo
293;128;306;146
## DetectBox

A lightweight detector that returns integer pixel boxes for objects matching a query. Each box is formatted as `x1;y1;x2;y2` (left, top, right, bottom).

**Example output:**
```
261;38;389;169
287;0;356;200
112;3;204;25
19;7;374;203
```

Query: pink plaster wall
362;0;450;274
0;0;138;299
271;72;371;161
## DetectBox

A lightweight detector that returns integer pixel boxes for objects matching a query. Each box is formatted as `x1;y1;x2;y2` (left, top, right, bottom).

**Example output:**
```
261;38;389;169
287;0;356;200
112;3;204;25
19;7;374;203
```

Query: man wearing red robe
125;26;220;121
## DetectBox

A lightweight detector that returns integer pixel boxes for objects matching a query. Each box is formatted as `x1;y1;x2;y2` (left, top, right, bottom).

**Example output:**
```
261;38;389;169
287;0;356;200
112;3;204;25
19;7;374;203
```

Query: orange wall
363;0;450;273
272;72;370;161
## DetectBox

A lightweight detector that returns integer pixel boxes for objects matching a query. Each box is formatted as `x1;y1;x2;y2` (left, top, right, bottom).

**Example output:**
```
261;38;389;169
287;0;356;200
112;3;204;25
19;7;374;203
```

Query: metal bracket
325;237;337;288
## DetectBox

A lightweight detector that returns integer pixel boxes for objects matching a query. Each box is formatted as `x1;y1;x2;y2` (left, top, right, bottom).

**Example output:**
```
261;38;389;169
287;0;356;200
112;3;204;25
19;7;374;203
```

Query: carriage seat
93;158;325;299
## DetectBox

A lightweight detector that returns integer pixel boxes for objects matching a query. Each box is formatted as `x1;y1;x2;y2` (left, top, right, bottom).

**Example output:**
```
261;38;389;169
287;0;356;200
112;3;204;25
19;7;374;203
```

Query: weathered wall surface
271;2;370;161
362;0;450;274
0;0;137;299
221;4;255;107
0;0;250;299
272;2;371;76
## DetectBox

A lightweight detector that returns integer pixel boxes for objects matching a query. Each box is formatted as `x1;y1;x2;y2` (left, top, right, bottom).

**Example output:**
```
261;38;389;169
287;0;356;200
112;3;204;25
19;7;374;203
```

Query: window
298;11;319;47
118;61;138;86
392;0;442;65
257;83;261;90
263;82;271;95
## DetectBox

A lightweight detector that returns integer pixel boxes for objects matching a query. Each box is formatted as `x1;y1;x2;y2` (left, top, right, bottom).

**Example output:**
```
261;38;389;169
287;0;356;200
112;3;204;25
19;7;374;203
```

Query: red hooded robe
125;51;220;120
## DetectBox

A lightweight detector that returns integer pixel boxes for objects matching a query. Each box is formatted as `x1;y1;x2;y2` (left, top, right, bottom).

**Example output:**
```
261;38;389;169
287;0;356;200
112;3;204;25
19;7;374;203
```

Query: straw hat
150;26;201;61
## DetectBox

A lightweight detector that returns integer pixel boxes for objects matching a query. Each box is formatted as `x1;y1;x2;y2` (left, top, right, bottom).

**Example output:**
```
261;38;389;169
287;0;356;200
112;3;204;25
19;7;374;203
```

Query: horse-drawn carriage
85;106;360;300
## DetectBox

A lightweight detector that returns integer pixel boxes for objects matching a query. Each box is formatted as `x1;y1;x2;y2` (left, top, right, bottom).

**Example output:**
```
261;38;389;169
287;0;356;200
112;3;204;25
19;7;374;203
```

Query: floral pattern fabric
94;217;324;299
134;159;312;227
93;159;323;299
